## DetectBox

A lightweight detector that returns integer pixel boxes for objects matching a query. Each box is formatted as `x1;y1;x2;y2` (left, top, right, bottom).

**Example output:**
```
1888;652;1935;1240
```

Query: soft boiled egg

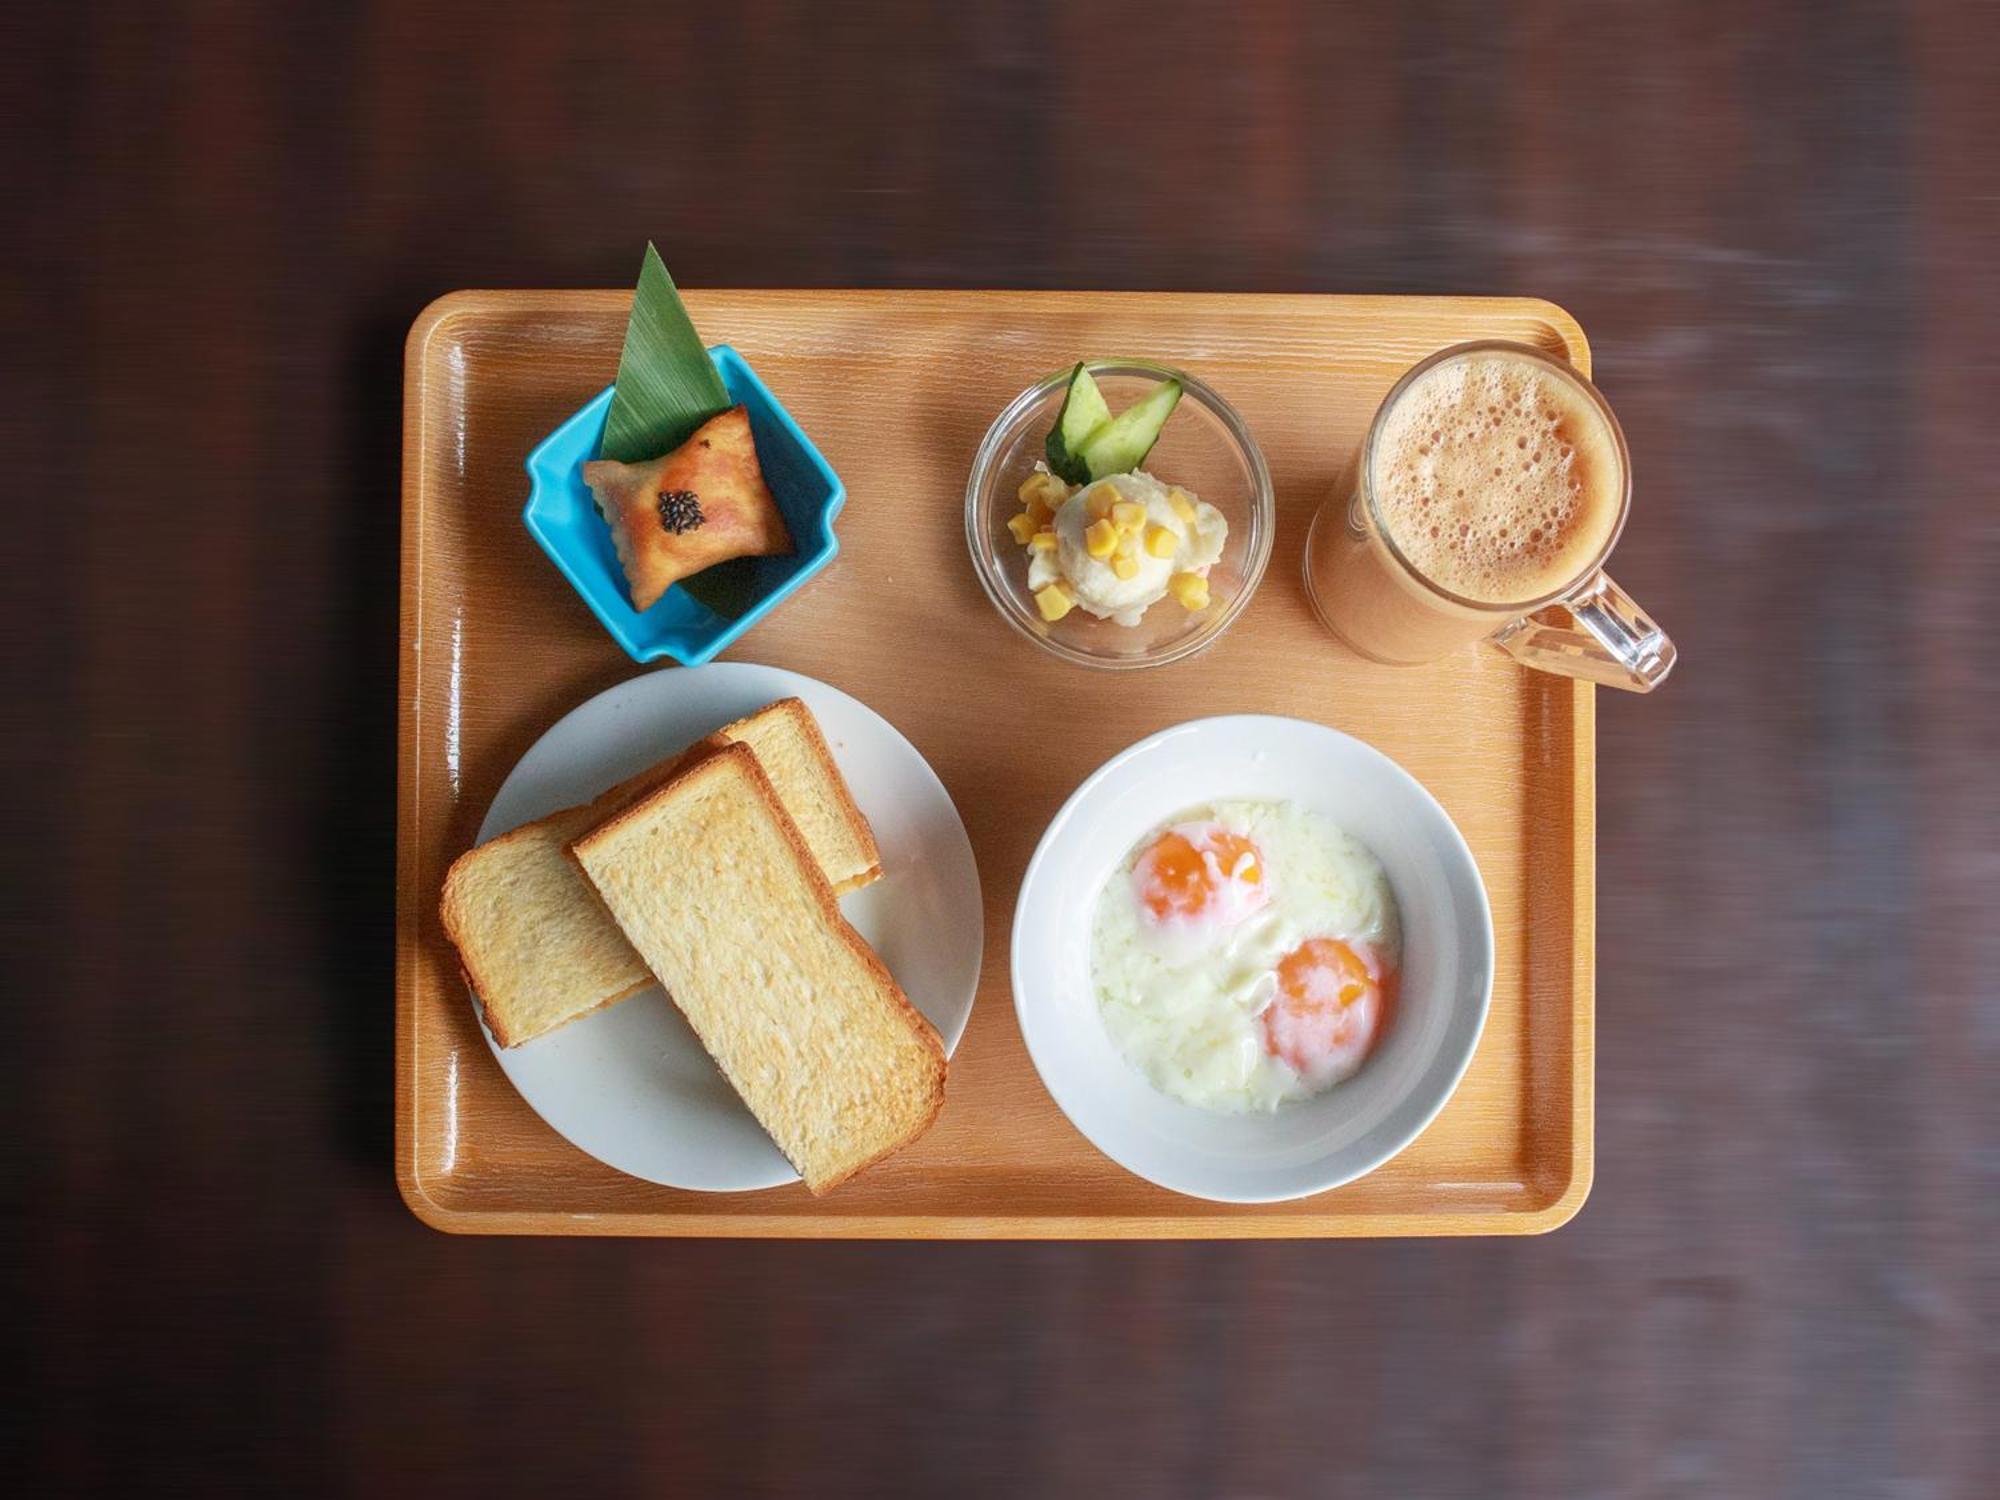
1262;936;1394;1088
1091;800;1400;1112
1129;820;1268;954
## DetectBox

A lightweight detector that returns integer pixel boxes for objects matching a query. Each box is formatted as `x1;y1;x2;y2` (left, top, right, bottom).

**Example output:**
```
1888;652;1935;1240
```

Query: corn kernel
1112;553;1140;581
1028;529;1058;551
1169;571;1210;610
1024;494;1054;527
1023;471;1071;510
1144;523;1179;559
1084;518;1119;558
1007;511;1040;545
1085;485;1116;521
1111;500;1146;534
1034;582;1074;621
1167;488;1198;524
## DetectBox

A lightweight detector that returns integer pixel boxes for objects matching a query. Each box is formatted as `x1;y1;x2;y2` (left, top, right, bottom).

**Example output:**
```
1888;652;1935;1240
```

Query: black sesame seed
656;489;704;534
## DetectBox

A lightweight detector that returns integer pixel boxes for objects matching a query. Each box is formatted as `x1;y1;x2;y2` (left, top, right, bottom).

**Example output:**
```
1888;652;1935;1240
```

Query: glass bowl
964;362;1274;669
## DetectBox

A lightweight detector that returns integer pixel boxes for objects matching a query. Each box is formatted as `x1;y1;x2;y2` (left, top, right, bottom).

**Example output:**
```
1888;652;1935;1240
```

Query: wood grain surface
10;0;1995;1494
400;289;1593;1237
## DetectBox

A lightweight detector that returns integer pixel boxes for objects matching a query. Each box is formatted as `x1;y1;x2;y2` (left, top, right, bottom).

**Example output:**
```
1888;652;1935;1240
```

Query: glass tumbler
1303;340;1674;692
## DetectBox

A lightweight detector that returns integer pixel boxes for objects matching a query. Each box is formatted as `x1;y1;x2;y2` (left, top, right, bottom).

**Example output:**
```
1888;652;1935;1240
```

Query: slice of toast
708;697;881;896
439;698;879;1048
570;744;946;1194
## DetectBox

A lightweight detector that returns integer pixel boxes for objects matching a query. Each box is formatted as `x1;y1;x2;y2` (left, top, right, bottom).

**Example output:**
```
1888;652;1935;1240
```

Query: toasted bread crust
586;731;731;819
571;745;945;1193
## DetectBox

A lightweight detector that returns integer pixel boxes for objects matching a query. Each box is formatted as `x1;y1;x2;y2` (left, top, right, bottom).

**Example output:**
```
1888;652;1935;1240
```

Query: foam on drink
1371;351;1622;605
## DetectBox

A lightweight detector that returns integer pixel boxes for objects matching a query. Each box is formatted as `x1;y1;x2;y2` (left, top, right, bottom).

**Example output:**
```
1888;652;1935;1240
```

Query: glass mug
1304;340;1674;691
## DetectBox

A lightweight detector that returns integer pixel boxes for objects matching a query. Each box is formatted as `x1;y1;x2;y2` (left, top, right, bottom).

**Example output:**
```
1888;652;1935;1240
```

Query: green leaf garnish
600;242;732;463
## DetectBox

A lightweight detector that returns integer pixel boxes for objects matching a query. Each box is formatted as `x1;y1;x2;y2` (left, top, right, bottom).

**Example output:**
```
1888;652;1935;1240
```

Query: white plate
1013;715;1492;1203
473;663;982;1191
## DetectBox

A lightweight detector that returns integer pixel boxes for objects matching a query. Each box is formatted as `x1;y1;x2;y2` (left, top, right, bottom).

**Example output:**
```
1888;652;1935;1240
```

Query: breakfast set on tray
395;248;1674;1238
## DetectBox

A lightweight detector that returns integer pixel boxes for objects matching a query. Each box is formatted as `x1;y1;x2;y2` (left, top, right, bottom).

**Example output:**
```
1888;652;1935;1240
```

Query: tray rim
396;288;1597;1239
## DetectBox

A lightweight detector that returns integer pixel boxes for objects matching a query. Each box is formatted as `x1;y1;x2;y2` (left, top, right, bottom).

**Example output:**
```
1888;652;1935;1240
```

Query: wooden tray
397;290;1595;1237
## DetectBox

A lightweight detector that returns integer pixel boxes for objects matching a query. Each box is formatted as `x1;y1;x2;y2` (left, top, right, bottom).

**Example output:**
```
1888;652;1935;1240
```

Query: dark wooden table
11;2;1995;1494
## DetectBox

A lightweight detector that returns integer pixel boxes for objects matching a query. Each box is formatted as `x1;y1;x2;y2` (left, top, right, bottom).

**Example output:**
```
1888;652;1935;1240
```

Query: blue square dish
523;345;844;665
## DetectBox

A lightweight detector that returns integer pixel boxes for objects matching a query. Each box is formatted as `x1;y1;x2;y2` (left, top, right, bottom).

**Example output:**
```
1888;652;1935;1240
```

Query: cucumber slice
1044;362;1113;484
1078;377;1182;480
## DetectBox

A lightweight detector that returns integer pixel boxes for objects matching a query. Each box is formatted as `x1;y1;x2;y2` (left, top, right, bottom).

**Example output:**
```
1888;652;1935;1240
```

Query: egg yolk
1133;828;1263;924
1260;937;1392;1074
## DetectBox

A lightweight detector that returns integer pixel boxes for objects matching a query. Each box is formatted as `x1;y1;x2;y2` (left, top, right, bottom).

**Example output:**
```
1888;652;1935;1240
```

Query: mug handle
1489;571;1676;692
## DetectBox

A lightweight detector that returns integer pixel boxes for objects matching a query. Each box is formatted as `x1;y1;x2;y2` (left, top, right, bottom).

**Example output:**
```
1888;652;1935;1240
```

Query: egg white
1091;800;1400;1112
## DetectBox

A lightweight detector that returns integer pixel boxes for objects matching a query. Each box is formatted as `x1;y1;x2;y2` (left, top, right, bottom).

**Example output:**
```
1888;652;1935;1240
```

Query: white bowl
1012;715;1494;1203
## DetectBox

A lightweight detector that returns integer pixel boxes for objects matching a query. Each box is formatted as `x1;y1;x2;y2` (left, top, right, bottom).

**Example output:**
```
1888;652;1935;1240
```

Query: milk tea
1307;348;1626;664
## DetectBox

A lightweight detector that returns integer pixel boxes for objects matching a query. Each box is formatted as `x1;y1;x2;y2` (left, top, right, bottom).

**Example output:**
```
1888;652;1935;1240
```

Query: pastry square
583;406;792;610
